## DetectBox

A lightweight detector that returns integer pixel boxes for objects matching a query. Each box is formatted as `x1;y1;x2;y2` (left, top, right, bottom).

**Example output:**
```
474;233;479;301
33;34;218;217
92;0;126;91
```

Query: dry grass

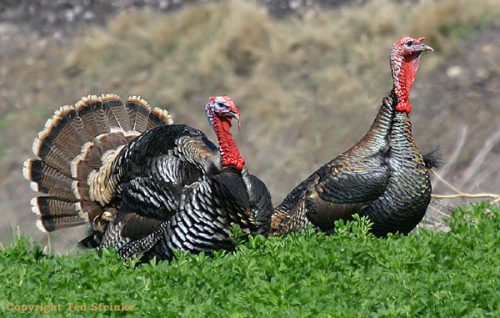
0;0;498;248
60;0;499;196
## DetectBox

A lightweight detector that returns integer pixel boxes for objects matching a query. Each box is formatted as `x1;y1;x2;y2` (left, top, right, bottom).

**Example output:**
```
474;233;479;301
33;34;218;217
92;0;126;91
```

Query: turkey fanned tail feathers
24;94;172;233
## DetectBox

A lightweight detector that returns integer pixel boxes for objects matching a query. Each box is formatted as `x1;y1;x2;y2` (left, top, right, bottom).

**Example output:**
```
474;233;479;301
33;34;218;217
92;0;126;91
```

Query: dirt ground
0;1;498;251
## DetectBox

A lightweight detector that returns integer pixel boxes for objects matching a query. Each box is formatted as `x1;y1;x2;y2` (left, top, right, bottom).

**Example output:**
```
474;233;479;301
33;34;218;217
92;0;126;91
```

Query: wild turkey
271;36;433;237
24;94;272;261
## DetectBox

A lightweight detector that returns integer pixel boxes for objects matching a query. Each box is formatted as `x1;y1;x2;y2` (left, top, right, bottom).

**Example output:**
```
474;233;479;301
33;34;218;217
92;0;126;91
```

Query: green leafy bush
1;203;498;317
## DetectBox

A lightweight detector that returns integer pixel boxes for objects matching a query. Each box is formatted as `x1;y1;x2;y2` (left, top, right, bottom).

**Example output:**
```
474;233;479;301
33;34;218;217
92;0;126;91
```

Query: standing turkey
271;36;434;237
24;94;272;261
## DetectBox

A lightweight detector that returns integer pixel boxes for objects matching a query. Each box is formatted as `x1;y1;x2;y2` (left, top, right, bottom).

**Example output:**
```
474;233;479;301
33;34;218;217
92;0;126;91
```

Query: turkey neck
391;51;422;114
211;115;245;171
358;92;393;154
360;50;423;150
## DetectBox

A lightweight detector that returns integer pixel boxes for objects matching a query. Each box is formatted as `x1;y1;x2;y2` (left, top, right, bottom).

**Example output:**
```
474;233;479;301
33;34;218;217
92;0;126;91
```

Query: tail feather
31;197;86;232
127;96;152;133
75;200;104;226
93;100;111;136
24;159;75;201
93;132;128;154
33;105;97;176
102;94;131;131
74;95;111;138
33;132;73;177
68;141;102;205
423;147;443;170
127;96;173;133
25;94;174;234
75;141;103;176
148;107;174;131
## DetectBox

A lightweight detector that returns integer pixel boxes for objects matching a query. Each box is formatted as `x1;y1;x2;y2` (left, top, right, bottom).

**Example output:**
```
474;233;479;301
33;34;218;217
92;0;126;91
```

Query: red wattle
394;102;412;114
393;54;420;114
212;116;245;171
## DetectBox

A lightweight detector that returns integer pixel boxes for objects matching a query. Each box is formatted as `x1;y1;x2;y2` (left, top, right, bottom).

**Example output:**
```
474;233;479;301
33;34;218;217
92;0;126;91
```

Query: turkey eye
406;40;413;47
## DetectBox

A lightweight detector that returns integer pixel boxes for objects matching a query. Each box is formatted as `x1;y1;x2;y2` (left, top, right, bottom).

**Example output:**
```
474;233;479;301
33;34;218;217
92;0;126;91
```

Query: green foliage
1;203;498;316
333;214;374;238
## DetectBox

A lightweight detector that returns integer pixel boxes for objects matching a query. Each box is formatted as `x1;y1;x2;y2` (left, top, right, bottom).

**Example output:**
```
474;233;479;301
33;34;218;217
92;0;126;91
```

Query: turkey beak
419;43;434;52
230;112;241;131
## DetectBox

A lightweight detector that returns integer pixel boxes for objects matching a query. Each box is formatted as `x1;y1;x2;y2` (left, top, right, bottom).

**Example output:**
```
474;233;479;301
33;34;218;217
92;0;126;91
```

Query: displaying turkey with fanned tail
271;36;434;237
23;94;172;234
24;95;272;261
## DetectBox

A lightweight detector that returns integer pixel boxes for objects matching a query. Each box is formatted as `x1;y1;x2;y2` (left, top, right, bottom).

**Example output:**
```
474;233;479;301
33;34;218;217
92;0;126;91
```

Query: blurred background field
0;0;498;251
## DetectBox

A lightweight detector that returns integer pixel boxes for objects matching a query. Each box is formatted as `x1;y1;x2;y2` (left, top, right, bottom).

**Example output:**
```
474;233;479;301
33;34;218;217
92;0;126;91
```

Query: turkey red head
206;96;240;123
390;36;433;113
205;96;245;170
